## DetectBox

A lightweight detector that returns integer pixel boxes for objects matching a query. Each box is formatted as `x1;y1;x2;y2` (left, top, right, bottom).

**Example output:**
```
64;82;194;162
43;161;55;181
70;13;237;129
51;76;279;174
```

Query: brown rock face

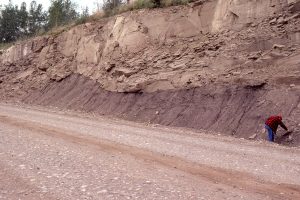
0;0;300;145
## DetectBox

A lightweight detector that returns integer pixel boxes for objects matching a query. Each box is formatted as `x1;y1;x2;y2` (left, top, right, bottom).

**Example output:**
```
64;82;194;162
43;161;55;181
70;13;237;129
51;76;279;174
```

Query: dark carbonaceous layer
24;74;300;146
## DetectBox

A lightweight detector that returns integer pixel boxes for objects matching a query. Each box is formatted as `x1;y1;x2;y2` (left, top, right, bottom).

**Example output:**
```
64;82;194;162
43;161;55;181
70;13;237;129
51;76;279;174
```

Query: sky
0;0;102;13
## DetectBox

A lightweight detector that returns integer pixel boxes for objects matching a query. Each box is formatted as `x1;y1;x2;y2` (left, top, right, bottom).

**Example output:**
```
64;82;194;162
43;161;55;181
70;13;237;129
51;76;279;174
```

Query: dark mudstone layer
24;74;300;146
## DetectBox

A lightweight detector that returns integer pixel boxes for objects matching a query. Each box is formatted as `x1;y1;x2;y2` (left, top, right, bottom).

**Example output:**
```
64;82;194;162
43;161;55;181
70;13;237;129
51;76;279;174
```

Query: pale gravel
0;104;299;199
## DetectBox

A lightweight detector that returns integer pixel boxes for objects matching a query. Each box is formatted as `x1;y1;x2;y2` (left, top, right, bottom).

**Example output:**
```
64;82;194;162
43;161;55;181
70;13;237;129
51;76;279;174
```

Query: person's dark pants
265;125;275;142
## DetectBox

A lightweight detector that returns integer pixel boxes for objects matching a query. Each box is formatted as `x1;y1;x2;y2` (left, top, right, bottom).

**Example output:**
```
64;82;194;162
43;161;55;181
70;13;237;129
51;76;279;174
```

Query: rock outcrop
0;0;299;145
1;0;299;93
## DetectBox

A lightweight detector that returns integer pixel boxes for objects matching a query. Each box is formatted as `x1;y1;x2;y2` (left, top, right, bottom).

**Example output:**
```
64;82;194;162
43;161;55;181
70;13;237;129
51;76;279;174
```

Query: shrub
133;0;156;9
0;42;14;50
161;0;190;7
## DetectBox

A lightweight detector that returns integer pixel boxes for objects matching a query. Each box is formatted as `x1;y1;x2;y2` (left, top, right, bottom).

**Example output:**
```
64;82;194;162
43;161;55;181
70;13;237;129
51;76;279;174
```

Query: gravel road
0;103;299;200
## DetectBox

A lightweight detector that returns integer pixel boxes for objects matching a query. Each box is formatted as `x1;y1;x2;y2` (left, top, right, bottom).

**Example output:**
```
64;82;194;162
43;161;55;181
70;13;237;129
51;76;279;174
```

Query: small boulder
141;27;148;34
277;16;287;24
244;80;267;90
113;41;119;48
174;51;182;57
38;63;50;71
269;18;277;25
113;68;136;77
287;135;293;142
272;44;285;50
232;71;241;76
248;52;261;60
117;75;125;82
105;63;116;72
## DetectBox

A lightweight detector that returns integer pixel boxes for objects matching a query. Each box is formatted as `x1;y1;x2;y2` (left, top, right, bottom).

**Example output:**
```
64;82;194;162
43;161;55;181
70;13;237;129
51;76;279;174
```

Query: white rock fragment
81;185;88;192
97;189;108;194
19;165;26;169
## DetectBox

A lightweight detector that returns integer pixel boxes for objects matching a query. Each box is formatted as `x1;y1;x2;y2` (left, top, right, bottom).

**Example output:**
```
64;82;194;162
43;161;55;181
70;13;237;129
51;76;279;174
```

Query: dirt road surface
0;104;299;200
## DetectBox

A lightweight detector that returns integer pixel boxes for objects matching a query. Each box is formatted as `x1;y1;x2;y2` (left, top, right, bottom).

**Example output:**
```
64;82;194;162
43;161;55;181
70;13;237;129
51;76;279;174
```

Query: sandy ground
0;103;299;200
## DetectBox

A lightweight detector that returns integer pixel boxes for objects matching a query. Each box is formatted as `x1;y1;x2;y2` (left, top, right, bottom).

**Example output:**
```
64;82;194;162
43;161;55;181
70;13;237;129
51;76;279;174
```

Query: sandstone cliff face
0;0;299;144
1;0;299;92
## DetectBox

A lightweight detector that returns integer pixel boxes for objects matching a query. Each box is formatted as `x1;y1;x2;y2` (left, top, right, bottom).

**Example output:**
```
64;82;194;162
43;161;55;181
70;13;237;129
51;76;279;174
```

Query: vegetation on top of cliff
98;0;193;17
0;42;14;50
0;0;193;49
0;0;46;43
0;0;88;46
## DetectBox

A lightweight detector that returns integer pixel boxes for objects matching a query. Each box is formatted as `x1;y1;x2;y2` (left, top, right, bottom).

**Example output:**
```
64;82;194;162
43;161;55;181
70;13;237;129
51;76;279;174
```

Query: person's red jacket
265;116;288;133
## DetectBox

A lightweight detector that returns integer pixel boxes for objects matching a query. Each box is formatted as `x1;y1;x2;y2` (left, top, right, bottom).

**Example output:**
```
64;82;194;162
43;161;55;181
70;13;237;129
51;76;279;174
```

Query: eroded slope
0;0;299;144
